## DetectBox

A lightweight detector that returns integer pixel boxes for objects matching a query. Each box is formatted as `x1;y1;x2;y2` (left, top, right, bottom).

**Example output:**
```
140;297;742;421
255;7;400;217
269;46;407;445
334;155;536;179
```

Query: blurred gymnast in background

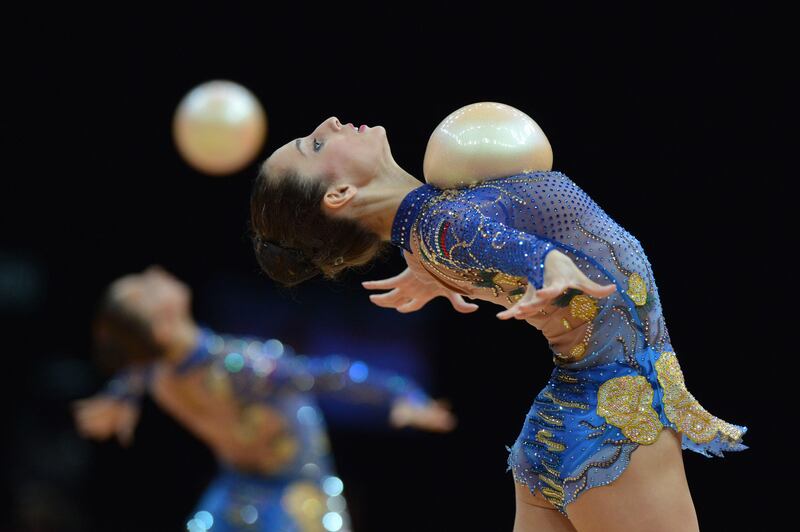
73;266;455;532
250;116;747;532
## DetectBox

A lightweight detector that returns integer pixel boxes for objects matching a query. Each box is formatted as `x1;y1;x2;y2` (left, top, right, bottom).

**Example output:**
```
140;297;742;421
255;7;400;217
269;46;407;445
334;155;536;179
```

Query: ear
323;184;358;210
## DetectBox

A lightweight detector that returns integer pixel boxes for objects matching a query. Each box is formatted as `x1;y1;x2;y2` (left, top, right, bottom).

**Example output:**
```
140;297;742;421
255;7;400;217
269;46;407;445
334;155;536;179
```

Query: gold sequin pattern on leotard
412;188;554;299
281;482;327;532
596;375;661;445
537;410;565;427
555;373;580;384
491;272;525;286
627;272;648;306
551;293;600;363
536;429;566;452
655;351;745;444
569;294;599;321
574;218;654;313
538;473;566;506
415;214;514;299
542;462;561;478
554;322;595;364
542;390;589;410
568;342;586;359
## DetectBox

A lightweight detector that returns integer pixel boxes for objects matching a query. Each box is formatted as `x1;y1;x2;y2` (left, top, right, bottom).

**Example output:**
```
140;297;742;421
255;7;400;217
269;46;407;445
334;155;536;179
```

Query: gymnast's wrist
527;246;559;289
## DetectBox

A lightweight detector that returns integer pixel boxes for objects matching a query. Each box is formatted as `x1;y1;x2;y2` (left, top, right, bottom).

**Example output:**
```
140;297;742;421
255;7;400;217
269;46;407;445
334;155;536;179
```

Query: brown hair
250;165;387;287
92;286;165;374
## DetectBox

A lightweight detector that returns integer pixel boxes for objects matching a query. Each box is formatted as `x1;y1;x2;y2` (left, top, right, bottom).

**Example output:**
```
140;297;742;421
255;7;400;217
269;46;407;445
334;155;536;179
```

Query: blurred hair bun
255;239;321;286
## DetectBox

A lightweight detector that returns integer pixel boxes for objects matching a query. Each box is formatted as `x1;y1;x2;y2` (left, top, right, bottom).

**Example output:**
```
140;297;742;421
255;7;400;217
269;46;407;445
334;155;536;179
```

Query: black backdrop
4;4;788;531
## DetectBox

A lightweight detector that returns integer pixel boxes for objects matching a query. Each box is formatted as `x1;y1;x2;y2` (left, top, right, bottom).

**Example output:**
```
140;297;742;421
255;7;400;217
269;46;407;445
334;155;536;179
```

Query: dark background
3;3;788;531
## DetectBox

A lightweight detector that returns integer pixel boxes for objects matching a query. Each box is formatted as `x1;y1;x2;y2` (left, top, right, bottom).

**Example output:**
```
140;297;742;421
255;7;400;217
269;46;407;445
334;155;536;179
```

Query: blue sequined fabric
390;171;748;515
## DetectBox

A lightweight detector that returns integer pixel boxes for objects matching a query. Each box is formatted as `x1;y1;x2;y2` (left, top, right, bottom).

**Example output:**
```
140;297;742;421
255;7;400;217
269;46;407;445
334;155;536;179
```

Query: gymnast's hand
72;395;141;447
362;250;479;314
389;398;457;433
496;249;617;321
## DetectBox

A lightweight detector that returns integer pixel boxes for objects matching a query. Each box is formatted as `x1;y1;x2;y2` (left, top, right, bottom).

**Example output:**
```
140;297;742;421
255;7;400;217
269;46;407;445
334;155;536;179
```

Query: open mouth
345;122;368;133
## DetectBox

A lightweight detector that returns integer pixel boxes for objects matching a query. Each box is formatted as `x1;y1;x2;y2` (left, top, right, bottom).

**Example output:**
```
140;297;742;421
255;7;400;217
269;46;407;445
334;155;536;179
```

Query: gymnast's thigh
514;482;577;532
565;428;700;532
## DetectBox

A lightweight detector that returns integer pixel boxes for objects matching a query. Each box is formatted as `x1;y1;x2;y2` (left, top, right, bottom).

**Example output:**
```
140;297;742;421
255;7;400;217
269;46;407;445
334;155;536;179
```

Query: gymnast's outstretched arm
71;366;152;446
261;353;455;432
366;197;616;320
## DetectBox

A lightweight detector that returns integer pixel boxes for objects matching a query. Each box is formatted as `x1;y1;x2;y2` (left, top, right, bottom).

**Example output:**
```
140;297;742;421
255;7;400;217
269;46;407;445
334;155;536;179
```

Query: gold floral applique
655;351;745;444
569;294;599;321
596;375;661;444
551;294;599;363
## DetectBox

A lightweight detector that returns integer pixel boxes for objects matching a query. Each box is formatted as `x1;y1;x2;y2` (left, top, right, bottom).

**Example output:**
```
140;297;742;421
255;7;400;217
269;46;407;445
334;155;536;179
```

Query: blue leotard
104;327;430;531
390;170;748;515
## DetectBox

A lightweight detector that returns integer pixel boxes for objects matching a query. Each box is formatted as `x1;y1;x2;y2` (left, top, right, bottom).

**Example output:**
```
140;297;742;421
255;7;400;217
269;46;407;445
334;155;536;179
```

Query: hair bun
255;239;321;286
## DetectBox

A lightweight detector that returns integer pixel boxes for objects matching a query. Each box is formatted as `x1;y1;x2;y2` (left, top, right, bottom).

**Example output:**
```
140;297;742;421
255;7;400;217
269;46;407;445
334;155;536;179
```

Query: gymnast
73;265;455;532
249;114;747;531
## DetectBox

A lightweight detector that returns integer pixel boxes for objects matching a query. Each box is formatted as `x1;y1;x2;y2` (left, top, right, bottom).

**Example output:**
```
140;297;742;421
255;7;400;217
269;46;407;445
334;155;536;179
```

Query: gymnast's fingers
368;289;404;308
361;270;409;290
577;278;617;298
397;298;427;313
447;293;479;313
497;306;522;320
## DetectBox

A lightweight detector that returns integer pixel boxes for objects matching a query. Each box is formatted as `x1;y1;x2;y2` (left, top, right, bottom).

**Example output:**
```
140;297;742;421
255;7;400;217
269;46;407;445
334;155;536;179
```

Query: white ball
423;102;553;188
173;80;267;176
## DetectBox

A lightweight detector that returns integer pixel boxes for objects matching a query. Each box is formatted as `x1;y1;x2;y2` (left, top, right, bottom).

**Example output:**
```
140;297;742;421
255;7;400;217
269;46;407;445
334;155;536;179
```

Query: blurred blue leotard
105;328;430;531
390;170;748;515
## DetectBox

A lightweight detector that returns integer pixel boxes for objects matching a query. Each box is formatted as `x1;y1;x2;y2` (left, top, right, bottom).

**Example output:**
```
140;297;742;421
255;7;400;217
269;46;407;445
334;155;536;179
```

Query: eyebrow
295;138;306;157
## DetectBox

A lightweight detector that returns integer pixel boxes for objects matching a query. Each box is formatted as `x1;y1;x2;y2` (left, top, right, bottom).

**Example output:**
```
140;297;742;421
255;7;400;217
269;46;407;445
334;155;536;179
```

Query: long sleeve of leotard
99;366;152;404
272;353;431;406
181;328;431;407
415;196;557;289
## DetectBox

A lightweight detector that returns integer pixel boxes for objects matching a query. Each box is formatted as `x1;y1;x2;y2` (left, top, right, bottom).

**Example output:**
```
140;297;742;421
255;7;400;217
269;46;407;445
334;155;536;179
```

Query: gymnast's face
110;266;192;334
264;116;391;190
